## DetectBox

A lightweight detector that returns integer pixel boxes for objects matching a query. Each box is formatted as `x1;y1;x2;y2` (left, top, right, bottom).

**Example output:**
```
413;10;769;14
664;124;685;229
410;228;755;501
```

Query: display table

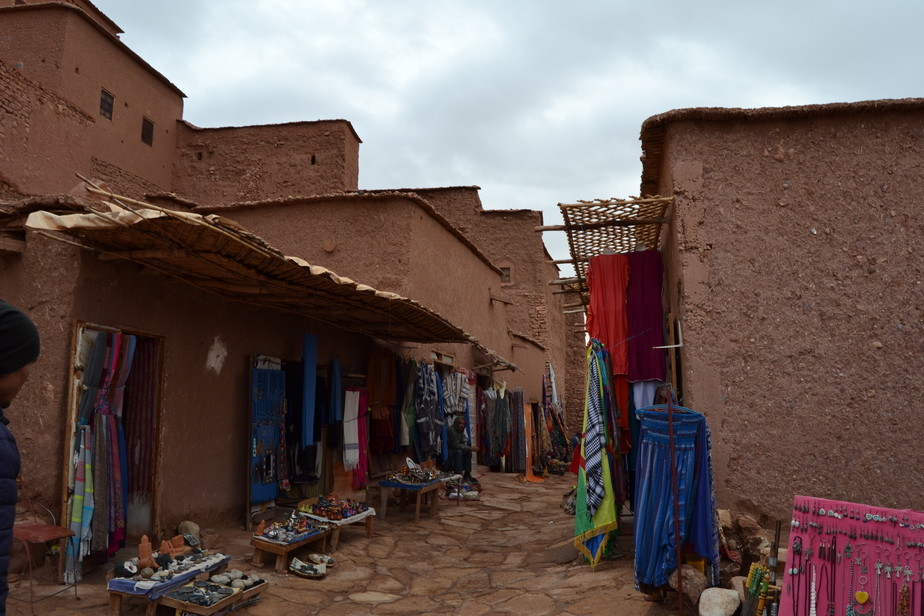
250;527;333;573
106;553;230;616
379;478;454;523
300;508;375;551
158;580;266;615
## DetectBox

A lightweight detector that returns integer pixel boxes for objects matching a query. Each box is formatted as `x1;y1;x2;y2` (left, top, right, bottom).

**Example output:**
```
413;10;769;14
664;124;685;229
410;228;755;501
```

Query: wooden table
107;554;230;616
378;479;447;523
299;509;375;552
250;527;333;573
157;580;265;615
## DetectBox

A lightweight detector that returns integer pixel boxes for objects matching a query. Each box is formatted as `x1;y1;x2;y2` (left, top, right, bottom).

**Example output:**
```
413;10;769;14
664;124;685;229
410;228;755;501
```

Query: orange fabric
523;402;544;483
585;254;629;375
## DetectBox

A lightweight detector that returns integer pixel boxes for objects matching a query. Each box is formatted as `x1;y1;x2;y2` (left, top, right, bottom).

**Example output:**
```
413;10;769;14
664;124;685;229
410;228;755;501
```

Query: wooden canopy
555;196;672;303
25;198;495;350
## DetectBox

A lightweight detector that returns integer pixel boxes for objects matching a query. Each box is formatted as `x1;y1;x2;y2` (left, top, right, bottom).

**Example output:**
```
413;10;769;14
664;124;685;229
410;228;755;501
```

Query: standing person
446;415;479;484
0;300;41;615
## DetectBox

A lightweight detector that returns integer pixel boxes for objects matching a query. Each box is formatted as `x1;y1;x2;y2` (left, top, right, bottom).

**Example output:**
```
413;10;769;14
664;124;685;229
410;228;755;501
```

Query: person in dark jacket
446;415;478;483
0;300;41;614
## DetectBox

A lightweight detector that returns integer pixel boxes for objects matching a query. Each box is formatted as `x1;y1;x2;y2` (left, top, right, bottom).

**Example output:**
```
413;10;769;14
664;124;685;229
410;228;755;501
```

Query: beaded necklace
810;563;818;616
791;537;804;616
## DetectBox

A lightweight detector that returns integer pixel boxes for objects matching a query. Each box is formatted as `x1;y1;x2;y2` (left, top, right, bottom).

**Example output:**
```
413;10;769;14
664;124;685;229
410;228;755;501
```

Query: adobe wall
172;121;360;205
407;187;582;428
0;5;184;191
658;109;924;523
0;60;95;195
198;196;517;385
2;228;371;531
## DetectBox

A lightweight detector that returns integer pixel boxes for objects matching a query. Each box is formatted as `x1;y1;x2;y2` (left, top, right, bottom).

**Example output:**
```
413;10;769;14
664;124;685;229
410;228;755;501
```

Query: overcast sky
91;0;923;274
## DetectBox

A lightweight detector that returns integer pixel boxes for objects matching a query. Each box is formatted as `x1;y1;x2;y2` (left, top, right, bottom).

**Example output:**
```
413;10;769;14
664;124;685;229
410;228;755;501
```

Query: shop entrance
60;323;163;581
247;349;329;530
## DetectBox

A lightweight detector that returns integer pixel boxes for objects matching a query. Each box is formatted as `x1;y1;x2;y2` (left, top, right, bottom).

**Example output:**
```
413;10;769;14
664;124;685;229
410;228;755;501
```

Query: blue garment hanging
633;404;719;589
329;357;342;423
301;334;317;448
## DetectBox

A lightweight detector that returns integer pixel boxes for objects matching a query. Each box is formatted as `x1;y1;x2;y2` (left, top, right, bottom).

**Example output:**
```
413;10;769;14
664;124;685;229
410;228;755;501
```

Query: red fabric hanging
585;254;629;375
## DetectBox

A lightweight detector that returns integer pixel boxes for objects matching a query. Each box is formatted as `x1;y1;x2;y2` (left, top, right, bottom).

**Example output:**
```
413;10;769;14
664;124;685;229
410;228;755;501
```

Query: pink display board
779;495;924;616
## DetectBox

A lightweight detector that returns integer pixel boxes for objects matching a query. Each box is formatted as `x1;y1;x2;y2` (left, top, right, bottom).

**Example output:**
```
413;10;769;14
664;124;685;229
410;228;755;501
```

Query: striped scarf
583;344;606;516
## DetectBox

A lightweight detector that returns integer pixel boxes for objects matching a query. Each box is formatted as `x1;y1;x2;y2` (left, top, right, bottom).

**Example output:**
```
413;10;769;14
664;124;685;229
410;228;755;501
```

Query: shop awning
25;199;493;348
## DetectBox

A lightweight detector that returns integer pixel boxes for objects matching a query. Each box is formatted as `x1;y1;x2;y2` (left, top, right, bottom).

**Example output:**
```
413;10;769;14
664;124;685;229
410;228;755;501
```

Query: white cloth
633;380;661;411
342;389;360;470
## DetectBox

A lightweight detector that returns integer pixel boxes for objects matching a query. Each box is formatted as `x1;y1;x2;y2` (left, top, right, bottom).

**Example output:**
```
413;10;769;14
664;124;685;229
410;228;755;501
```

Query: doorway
61;323;163;582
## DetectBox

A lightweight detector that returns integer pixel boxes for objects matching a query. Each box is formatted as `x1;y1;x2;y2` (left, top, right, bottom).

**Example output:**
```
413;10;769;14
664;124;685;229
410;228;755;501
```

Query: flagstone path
11;471;678;616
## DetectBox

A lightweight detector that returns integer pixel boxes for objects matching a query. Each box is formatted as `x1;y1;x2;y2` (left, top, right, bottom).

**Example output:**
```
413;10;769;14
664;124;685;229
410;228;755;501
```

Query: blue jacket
0;414;21;614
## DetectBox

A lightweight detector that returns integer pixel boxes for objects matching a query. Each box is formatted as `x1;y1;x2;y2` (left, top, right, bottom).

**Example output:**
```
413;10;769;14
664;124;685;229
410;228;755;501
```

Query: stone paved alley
9;472;677;616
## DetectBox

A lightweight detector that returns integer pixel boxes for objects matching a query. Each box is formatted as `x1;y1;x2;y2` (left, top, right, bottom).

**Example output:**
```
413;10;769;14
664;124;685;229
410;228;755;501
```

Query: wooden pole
535;218;667;232
549;277;582;286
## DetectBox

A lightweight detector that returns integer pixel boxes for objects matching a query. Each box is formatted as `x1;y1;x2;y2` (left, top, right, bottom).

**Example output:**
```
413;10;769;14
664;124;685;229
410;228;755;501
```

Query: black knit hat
0;299;41;376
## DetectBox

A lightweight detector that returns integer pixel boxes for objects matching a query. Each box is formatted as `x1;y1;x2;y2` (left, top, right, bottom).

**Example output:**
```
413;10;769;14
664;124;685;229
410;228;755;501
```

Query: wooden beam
535;218;667;233
489;292;513;305
0;237;26;253
563;308;585;315
549;277;582;286
97;249;191;261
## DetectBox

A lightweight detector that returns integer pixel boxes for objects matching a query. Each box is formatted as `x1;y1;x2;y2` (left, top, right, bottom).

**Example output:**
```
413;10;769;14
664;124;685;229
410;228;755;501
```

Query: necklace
791;537;804;616
810;563;818;616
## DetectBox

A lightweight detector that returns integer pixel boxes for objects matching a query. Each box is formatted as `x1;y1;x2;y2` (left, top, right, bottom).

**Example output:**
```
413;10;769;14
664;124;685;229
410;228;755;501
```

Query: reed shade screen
558;196;672;304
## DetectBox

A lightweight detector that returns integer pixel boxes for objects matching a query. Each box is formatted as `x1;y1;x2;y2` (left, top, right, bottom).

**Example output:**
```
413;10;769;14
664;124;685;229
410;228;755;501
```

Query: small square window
500;267;511;283
141;117;154;146
99;90;114;120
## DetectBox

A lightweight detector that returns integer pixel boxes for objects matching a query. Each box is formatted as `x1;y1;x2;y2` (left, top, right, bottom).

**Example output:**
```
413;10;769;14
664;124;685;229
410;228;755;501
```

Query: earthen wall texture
200;197;518;383
406;188;582;421
1;231;372;531
173;121;360;205
661;110;923;523
0;6;184;191
0;60;94;195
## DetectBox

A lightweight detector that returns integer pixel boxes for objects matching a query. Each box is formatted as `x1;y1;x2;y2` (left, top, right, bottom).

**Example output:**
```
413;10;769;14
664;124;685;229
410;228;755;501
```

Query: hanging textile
437;372;449;466
626;249;666;382
633;403;720;590
123;337;157;511
86;333;135;558
399;359;417;452
366;347;397;454
585;254;630;375
508;390;526;472
414;363;443;460
353;389;369;490
543;364;570;461
573;340;619;566
65;329;140;578
480;387;498;465
494;385;512;465
329;358;342;424
64;426;93;584
342;388;360;470
442;371;470;421
301;334;317;447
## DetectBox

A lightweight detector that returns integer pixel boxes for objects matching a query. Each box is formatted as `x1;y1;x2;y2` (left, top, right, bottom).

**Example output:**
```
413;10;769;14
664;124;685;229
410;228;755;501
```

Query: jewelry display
779;496;924;616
